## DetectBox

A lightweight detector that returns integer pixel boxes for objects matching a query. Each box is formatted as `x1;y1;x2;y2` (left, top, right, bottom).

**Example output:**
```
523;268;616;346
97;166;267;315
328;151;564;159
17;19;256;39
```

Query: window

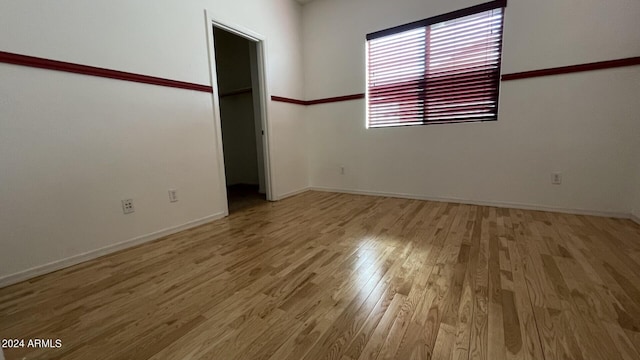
366;0;506;128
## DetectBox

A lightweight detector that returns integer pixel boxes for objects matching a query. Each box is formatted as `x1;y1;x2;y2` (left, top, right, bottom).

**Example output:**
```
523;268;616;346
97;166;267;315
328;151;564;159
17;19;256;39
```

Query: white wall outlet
340;166;345;175
168;189;178;203
122;199;135;214
552;172;562;185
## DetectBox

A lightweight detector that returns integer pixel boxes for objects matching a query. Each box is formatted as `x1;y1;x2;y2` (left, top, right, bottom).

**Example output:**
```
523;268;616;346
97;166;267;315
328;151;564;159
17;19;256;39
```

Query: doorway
209;23;271;213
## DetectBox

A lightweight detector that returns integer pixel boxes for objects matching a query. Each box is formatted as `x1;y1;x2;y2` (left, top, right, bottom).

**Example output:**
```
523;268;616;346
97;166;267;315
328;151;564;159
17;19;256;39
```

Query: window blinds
366;0;506;127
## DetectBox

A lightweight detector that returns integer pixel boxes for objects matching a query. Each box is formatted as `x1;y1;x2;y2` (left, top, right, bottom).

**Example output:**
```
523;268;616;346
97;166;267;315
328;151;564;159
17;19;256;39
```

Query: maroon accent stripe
501;56;640;81
0;51;213;93
271;96;308;105
271;93;365;106
307;94;365;105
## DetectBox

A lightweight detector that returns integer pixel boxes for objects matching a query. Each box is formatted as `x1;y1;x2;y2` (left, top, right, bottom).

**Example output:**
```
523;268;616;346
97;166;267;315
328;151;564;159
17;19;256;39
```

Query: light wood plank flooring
1;191;640;360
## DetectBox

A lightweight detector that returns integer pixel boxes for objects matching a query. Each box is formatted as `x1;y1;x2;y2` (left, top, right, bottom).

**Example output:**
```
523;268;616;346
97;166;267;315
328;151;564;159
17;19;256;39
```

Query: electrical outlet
122;199;135;214
552;172;562;185
168;189;178;203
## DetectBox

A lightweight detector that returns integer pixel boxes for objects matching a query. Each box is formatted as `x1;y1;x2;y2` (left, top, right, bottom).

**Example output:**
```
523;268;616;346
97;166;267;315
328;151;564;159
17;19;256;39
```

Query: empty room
1;0;639;359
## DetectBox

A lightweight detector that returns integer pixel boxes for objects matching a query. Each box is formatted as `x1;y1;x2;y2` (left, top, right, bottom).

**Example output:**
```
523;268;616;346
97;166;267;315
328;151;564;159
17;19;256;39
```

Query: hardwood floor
1;191;640;360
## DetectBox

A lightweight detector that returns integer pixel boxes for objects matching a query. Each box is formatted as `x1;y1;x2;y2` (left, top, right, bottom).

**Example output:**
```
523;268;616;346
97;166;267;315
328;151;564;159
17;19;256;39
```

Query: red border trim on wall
307;94;365;105
271;93;365;106
270;96;308;105
501;56;640;81
3;50;638;103
0;51;213;93
273;57;640;105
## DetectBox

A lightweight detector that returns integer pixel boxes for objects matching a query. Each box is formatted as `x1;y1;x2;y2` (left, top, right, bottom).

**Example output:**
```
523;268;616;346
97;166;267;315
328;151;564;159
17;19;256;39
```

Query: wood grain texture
1;191;639;360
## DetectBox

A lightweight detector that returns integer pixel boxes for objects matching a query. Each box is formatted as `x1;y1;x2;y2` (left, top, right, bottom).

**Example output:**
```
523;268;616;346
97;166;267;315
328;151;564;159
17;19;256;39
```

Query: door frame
204;11;275;214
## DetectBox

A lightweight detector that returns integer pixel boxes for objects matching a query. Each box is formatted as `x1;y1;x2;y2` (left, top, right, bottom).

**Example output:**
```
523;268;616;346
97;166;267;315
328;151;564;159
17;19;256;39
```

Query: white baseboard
310;186;630;219
1;190;633;289
275;187;310;201
0;212;227;288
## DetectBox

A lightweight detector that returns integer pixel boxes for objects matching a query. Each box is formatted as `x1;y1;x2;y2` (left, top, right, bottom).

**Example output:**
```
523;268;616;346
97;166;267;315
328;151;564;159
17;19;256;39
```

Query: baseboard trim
310;187;630;219
2;193;633;288
0;212;227;288
276;187;311;201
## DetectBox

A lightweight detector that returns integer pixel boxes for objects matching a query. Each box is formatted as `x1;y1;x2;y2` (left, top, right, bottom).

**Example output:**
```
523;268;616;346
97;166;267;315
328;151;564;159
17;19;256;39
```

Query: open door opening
213;26;268;213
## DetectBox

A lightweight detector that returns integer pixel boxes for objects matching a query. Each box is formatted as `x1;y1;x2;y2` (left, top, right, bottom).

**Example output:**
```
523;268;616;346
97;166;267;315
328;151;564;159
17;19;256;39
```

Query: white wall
303;0;640;215
0;0;306;284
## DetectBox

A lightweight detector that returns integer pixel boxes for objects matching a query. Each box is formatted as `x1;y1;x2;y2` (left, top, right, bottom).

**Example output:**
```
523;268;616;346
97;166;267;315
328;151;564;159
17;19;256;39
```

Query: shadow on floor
227;184;266;213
